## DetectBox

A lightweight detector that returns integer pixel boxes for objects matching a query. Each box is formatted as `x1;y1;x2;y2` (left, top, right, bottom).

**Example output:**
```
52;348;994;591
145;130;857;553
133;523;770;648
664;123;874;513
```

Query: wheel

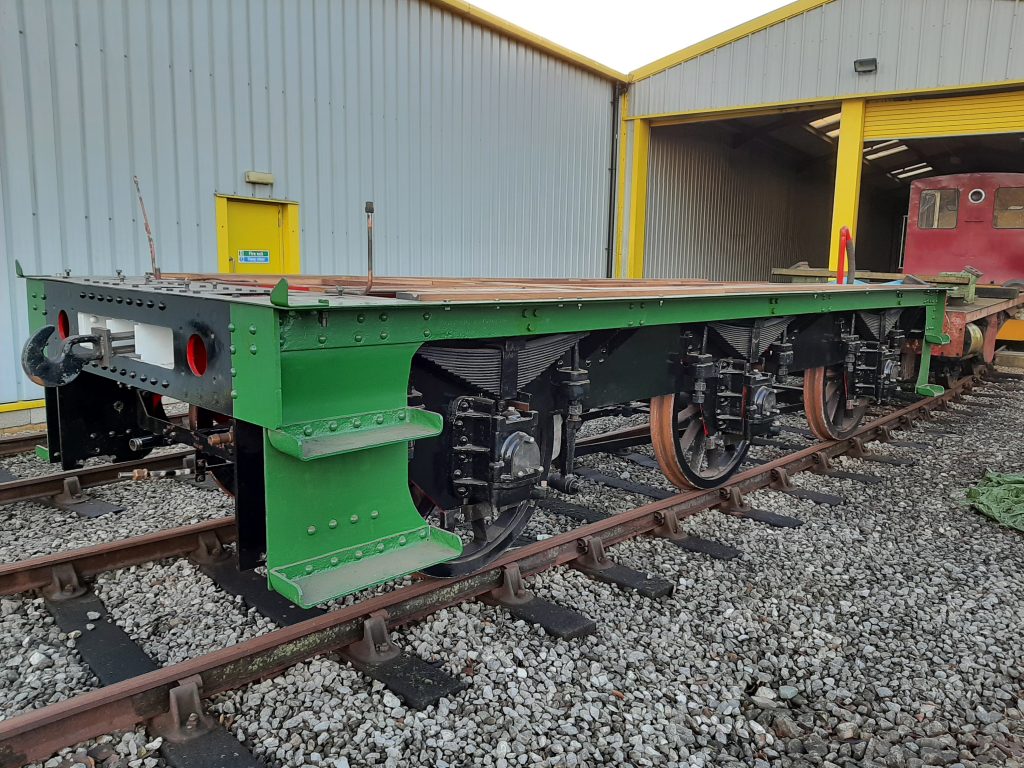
650;393;749;490
413;485;534;578
802;366;867;441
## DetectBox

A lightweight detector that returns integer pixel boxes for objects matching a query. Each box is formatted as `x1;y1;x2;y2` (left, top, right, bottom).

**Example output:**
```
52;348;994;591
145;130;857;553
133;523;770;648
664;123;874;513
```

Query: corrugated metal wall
644;124;833;280
632;0;1024;117
0;0;615;403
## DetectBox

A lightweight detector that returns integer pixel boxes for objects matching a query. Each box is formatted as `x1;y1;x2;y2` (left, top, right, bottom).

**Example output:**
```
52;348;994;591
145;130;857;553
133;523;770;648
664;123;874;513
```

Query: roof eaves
628;0;835;83
424;0;629;83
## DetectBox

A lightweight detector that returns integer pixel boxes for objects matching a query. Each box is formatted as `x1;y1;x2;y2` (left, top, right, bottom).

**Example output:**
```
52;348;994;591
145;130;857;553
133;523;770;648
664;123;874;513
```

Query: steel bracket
848;437;870;458
769;467;795;492
189;531;230;565
653;509;685;540
344;611;400;666
574;536;612;572
810;450;833;474
40;563;86;602
53;476;84;506
149;675;216;743
718;487;752;515
487;563;533;606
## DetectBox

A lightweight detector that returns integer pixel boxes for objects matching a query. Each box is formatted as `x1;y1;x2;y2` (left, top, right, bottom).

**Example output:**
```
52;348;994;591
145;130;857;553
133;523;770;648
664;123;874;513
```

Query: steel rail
0;517;236;596
0;449;193;505
0;431;46;458
0;373;981;767
575;422;650;455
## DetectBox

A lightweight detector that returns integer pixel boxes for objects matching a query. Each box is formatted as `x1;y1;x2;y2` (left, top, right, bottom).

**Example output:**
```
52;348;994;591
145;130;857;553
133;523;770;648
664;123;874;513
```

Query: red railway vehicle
905;172;1024;286
904;172;1024;365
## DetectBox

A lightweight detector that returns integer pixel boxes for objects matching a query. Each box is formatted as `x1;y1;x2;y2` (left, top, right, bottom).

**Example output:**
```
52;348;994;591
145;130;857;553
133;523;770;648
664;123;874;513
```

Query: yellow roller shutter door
863;90;1024;140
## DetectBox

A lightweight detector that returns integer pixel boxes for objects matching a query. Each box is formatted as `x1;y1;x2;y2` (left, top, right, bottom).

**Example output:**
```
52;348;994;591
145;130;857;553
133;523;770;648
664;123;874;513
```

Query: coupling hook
21;325;102;387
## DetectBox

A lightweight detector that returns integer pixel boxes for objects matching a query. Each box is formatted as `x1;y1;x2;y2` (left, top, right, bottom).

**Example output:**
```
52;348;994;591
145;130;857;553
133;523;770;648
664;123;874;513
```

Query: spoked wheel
413;485;534;578
650;393;749;490
802;365;867;441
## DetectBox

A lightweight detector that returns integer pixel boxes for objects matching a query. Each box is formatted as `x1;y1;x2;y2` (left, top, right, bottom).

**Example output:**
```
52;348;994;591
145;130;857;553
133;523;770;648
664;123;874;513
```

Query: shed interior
645;108;840;280
644;108;1024;280
857;131;1024;272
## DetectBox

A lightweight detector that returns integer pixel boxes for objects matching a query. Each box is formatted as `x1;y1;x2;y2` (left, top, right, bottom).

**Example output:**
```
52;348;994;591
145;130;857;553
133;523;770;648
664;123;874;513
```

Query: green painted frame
222;284;947;605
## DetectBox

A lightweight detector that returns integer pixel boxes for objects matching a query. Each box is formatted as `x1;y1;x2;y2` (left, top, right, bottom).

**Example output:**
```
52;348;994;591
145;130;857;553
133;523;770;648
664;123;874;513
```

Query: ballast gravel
197;375;1024;768
8;375;1024;768
92;559;275;665
0;595;96;719
0;472;232;563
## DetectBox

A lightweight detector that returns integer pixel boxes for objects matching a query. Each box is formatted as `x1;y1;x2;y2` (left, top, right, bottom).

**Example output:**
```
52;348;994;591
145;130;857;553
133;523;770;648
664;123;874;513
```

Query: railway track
0;370;998;767
0;448;194;508
0;431;46;459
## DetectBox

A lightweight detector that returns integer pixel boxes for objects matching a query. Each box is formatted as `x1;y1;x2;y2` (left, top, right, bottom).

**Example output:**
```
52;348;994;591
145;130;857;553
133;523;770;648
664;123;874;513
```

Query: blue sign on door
238;250;271;264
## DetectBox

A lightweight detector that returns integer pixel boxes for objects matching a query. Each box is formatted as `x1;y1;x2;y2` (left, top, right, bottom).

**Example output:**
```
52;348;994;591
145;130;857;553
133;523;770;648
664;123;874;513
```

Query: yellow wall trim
626;119;651;279
0;399;44;414
424;0;627;83
828;99;866;272
628;80;1024;122
630;0;834;82
864;90;1024;140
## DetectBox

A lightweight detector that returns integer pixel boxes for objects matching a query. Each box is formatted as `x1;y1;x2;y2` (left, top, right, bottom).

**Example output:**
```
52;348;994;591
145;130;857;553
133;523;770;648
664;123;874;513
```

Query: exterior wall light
854;58;878;74
244;171;275;185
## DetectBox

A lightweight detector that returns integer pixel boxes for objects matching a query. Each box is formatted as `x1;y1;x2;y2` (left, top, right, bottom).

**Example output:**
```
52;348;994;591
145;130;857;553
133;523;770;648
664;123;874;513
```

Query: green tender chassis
24;275;948;606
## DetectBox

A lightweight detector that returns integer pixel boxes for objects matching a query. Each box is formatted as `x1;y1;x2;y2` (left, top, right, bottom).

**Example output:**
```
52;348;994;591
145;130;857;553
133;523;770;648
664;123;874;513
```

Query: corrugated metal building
0;0;625;408
616;0;1024;282
7;0;1024;411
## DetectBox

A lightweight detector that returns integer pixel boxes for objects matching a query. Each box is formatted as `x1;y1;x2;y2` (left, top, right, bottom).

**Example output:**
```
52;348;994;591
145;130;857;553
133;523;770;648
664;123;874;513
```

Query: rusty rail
0;431;46;458
0;374;981;767
0;449;193;506
0;517;235;596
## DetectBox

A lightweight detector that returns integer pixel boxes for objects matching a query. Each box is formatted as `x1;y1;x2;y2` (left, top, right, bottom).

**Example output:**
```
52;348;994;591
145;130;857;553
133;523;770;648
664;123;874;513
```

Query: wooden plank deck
163;272;933;302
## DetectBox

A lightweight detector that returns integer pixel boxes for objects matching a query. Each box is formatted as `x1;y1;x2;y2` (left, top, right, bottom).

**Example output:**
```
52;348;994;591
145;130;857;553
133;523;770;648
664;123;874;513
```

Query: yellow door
216;195;300;274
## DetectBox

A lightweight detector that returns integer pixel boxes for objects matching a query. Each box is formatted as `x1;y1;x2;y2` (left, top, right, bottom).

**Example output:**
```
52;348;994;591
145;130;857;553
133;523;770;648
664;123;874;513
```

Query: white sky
470;0;794;73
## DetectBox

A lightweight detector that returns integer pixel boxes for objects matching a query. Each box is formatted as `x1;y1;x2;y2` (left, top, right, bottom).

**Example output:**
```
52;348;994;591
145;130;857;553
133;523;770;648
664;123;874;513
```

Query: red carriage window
918;189;959;229
994;188;1024;229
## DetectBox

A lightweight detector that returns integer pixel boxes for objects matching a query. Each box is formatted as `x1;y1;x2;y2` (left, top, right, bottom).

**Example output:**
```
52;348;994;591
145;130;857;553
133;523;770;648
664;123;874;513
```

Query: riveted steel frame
26;278;947;605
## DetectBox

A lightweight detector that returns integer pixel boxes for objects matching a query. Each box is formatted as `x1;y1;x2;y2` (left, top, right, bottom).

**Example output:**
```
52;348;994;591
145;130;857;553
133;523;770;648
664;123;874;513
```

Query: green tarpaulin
967;472;1024;532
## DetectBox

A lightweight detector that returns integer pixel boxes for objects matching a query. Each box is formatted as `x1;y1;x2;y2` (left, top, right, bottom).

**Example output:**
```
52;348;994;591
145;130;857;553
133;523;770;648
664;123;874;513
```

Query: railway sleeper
652;509;744;560
481;563;596;640
571;536;675;599
341;612;467;710
50;476;123;518
717;487;803;529
40;583;261;767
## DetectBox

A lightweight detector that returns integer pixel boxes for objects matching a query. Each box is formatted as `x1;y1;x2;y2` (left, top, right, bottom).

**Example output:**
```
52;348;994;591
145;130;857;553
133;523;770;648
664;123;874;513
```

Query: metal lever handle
21;325;102;387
